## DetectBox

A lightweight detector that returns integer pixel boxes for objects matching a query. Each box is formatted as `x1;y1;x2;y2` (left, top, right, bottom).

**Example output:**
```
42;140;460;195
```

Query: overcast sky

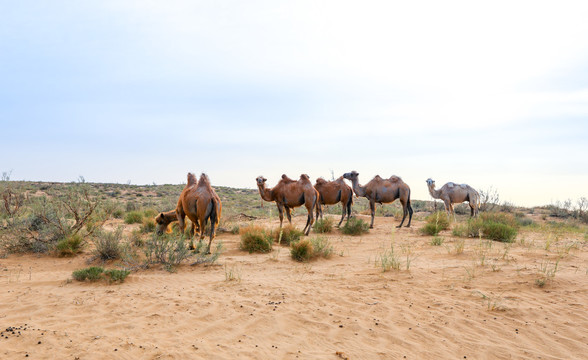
1;1;587;207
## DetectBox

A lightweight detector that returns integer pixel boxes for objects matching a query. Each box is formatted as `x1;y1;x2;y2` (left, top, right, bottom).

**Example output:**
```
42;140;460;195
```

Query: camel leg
369;199;376;229
397;200;408;228
285;207;293;225
277;204;284;229
338;206;346;227
303;204;314;236
207;219;216;255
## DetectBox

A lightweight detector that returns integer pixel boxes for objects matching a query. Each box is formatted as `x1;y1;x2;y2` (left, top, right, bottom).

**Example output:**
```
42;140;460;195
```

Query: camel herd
156;172;480;252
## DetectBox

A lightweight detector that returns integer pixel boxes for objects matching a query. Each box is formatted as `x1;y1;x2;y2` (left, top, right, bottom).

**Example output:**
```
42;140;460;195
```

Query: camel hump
389;175;401;183
458;183;468;189
299;174;310;181
315;177;327;185
447;182;456;188
281;174;296;183
187;172;197;186
197;173;212;188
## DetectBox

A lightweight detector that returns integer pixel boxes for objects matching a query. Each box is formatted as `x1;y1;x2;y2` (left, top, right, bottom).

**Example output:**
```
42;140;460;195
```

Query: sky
1;1;587;207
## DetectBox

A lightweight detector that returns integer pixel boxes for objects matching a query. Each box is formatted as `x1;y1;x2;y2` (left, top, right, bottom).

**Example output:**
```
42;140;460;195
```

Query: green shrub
290;236;333;262
125;211;143;224
453;212;518;243
431;236;444;246
310;236;333;258
93;227;124;260
144;233;191;271
104;269;130;283
290;239;313;262
275;225;304;245
72;266;104;281
239;225;273;253
56;233;85;257
420;211;450;236
141;218;156;233
341;217;369;235
313;217;334;233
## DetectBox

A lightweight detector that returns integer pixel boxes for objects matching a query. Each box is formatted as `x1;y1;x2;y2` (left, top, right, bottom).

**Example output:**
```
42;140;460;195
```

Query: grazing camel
426;178;480;218
343;171;413;228
256;174;318;235
314;177;353;227
156;173;222;253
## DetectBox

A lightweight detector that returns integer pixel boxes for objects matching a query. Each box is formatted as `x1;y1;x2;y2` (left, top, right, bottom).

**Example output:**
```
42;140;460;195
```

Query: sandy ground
1;215;587;359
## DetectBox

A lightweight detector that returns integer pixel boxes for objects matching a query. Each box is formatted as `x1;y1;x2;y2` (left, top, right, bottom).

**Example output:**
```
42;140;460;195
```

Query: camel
426;178;480;218
314;177;353;227
156;173;222;253
343;171;413;228
256;174;318;235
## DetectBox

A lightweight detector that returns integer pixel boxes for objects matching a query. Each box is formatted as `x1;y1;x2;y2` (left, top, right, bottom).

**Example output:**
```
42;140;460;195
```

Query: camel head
155;212;173;235
426;178;435;187
343;171;359;181
256;176;267;187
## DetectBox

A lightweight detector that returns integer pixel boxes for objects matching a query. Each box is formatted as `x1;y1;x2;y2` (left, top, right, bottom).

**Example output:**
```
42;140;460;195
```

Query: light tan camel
156;173;221;252
343;171;413;228
256;174;318;235
314;177;353;227
426;178;480;217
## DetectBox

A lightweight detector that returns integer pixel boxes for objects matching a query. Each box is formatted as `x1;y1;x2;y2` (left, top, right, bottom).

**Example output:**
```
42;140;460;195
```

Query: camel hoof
395;225;401;229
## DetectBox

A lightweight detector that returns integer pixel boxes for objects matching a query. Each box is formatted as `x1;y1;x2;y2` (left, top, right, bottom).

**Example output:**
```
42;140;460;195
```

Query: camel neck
257;185;274;202
428;185;441;199
351;178;366;197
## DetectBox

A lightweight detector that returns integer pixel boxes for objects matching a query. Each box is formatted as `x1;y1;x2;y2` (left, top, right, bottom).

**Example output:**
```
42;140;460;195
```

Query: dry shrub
93;227;124;260
239;225;273;253
341;217;369;235
313;217;334;233
56;233;85;257
290;236;333;262
454;212;518;243
420;211;450;236
275;225;303;245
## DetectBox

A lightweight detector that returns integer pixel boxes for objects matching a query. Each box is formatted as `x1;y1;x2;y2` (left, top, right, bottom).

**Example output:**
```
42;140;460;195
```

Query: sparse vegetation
420;211;450;236
453;212;518;243
313;217;334;233
144;233;191;271
239;225;273;253
430;236;444;246
275;225;304;245
125;211;143;224
92;227;124;260
72;266;130;283
341;217;369;236
55;233;85;257
290;236;333;262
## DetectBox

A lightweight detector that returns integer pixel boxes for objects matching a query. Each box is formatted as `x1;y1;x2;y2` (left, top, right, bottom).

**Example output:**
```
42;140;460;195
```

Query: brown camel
343;171;413;228
256;174;318;235
156;173;221;252
426;178;480;218
314;176;353;227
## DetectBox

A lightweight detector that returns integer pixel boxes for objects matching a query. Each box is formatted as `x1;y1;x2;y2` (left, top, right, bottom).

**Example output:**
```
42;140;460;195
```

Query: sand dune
1;216;587;359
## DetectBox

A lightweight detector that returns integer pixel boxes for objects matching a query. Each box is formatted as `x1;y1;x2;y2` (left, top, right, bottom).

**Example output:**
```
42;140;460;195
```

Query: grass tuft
341;217;369;236
420;211;450;236
313;217;334;233
239;225;273;253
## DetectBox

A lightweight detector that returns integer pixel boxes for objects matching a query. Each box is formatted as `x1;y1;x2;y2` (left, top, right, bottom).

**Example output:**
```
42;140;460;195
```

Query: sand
1;215;587;359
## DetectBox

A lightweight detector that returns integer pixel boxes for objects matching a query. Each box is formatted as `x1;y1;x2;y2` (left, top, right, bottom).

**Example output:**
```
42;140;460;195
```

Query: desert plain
1;182;588;360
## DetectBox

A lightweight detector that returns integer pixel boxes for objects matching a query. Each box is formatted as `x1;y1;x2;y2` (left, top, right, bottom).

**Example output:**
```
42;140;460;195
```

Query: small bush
56;234;85;257
104;269;130;283
141;218;156;233
431;236;444;246
239;225;273;253
453;212;518;243
290;239;313;262
125;211;143;224
310;236;333;258
93;227;124;260
275;225;304;245
313;217;334;233
144;233;191;271
72;266;104;281
420;211;450;236
290;236;333;262
341;217;369;235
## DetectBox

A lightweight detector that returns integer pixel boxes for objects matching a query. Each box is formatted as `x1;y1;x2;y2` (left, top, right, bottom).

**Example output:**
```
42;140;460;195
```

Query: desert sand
1;215;587;359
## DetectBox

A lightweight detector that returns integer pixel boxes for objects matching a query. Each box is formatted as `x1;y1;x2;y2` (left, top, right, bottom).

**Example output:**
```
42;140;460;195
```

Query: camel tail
207;199;217;229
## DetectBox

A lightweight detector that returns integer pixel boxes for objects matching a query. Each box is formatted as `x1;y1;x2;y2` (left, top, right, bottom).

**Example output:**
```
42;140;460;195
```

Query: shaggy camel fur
426;178;480;217
156;173;221;252
314;177;353;227
256;174;318;235
343;171;413;228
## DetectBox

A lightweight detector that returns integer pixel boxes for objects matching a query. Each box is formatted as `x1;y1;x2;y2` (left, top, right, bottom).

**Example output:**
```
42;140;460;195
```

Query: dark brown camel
314;176;353;227
156;173;221;252
256;174;318;235
343;171;413;228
